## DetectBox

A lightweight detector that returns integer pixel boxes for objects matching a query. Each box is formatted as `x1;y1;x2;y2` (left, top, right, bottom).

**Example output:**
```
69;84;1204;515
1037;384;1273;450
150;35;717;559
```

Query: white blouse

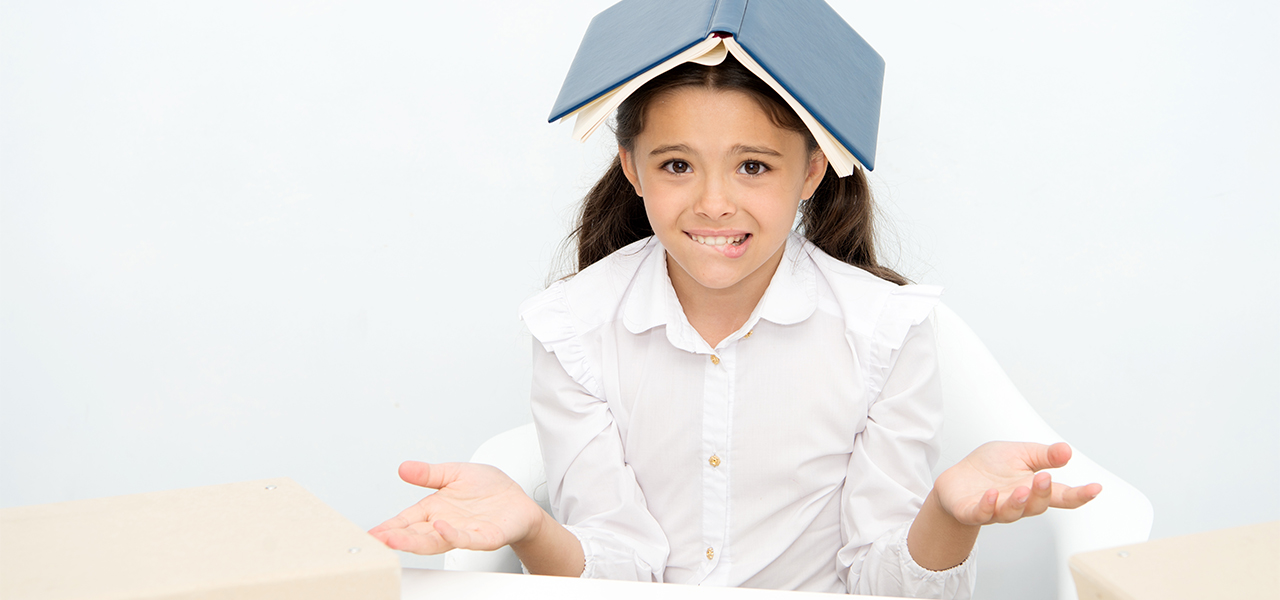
519;233;975;598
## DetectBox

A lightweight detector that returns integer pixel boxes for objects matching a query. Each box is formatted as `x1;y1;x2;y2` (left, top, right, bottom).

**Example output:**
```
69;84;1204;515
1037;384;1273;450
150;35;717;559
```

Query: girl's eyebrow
648;144;782;156
649;144;693;156
732;144;782;157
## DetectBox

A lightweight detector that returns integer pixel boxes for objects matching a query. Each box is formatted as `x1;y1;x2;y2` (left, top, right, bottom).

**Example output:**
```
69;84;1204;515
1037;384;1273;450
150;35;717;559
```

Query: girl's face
619;87;827;300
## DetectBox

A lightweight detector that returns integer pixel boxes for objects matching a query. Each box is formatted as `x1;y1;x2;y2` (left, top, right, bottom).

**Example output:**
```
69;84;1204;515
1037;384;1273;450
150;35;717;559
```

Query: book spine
707;0;748;36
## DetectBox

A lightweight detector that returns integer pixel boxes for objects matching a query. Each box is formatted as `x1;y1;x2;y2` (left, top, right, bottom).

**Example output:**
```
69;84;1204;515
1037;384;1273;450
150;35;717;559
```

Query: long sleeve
530;340;671;581
840;315;977;599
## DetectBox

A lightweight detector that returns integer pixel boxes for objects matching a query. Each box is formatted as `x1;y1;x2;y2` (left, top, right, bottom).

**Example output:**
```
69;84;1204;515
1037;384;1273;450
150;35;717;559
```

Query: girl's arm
840;313;973;596
841;309;1098;597
370;341;671;581
367;461;585;577
907;441;1102;570
528;341;671;581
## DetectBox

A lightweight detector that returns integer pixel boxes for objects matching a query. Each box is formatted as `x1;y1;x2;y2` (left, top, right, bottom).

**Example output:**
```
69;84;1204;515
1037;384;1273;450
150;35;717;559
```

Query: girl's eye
662;160;692;174
739;161;769;176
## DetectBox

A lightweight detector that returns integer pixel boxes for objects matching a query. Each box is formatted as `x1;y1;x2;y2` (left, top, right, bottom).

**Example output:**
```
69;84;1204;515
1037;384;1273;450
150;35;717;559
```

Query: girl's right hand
368;461;546;555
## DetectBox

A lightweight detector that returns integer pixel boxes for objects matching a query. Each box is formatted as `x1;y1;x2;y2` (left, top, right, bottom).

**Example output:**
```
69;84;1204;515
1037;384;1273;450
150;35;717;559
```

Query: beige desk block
1069;521;1279;600
0;478;399;600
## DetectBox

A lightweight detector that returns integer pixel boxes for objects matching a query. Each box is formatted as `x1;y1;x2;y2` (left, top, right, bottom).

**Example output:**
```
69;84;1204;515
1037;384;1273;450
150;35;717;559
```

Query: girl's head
570;55;906;286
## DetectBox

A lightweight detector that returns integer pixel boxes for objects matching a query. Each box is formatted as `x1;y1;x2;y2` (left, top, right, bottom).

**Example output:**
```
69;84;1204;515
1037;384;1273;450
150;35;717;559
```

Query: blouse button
744;330;753;339
709;455;721;467
710;355;720;365
706;547;715;560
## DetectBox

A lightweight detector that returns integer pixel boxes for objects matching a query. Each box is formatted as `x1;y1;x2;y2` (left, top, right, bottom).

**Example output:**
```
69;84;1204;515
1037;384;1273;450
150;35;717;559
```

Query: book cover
549;0;884;173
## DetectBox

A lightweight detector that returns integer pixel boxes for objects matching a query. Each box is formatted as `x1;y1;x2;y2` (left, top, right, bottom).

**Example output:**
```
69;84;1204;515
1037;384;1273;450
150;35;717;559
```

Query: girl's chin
677;262;761;292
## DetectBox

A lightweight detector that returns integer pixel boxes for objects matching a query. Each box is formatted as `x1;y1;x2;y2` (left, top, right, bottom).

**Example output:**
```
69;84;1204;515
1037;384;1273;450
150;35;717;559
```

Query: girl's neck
666;245;786;348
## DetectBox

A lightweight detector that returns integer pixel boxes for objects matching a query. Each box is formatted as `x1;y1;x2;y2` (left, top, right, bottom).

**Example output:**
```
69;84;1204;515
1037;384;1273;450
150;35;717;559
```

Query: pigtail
800;165;909;285
571;155;652;271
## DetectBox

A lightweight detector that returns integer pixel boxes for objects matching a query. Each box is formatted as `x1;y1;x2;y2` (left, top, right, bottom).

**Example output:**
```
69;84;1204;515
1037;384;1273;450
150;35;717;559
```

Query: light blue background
2;1;1276;598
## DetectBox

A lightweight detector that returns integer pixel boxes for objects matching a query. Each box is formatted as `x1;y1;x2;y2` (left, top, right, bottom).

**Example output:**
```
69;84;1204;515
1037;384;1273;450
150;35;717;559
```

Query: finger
434;519;472;549
433;520;465;546
370;511;424;536
399;461;464;490
437;520;504;553
1051;482;1103;509
375;522;452;555
368;517;401;536
1022;472;1054;517
961;488;1000;525
995;485;1031;523
368;495;438;535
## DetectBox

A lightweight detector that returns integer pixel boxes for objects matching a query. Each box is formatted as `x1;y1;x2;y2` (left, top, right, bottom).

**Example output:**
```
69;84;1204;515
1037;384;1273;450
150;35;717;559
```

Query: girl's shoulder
519;237;659;348
800;237;942;349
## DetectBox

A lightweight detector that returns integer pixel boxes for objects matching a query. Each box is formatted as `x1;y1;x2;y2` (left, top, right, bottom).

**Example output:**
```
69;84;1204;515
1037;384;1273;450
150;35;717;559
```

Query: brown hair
567;54;906;285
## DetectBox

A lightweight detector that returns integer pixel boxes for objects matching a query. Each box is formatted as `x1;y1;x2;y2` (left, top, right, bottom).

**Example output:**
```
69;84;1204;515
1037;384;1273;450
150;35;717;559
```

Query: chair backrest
446;305;1154;600
931;304;1153;600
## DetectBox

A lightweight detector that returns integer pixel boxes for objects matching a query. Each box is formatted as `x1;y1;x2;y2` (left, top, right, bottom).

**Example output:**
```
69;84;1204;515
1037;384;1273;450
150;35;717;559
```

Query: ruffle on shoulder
520;280;575;353
865;284;942;402
518;237;660;399
805;245;942;403
520;281;604;399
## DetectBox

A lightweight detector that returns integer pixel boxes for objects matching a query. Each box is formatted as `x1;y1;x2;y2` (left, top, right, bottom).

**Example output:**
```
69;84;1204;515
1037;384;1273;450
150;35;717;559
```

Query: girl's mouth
688;232;752;258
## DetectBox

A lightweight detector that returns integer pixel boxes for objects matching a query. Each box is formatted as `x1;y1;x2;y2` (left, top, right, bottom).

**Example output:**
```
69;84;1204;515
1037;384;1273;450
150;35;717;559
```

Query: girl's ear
801;150;828;200
618;146;644;197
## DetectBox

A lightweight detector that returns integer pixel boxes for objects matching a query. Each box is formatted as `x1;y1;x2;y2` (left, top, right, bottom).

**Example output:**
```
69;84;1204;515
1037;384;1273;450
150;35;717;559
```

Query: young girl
370;44;1100;600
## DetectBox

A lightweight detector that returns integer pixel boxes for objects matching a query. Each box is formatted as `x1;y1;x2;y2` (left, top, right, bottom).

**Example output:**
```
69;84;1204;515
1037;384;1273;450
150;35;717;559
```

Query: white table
401;569;909;599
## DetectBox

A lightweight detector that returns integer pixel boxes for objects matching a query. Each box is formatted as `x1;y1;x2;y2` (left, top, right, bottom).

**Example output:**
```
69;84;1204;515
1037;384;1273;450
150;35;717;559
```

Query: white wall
2;1;1276;597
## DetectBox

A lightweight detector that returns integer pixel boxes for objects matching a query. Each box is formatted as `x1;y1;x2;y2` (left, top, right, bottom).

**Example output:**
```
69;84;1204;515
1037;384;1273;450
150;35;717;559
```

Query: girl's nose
693;174;736;220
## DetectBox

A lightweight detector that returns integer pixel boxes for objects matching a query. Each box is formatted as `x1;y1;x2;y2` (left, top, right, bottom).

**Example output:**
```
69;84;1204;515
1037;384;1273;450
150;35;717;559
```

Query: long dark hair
567;54;906;285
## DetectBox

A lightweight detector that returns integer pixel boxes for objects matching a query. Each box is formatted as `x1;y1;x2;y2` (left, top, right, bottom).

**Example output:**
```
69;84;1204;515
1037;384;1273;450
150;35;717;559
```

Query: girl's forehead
640;87;806;148
650;85;753;108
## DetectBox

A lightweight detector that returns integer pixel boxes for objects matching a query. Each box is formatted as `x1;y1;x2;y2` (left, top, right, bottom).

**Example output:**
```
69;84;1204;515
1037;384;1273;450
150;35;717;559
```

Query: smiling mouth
689;233;751;247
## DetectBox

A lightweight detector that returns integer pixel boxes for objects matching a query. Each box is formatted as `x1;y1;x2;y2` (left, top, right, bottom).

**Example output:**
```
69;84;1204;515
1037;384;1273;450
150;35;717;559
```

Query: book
0;478;400;600
549;0;885;175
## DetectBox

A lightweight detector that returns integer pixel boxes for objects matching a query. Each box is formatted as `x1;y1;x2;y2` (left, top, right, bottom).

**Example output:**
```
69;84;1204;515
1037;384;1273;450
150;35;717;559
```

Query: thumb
398;461;464;490
1024;442;1072;472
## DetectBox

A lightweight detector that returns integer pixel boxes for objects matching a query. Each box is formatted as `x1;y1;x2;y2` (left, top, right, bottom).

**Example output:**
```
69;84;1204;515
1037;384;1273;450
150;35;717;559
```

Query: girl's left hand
934;441;1102;526
368;461;547;555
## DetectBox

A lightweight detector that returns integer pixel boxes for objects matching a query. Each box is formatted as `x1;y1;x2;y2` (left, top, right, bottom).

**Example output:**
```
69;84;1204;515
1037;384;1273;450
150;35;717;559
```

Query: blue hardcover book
549;0;885;174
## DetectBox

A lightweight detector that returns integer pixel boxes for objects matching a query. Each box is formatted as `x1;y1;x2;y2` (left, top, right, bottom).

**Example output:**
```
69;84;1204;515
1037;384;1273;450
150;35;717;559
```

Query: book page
569;35;727;142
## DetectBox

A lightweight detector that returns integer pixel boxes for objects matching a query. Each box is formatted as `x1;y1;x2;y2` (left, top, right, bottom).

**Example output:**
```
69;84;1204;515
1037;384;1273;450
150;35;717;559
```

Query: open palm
368;461;544;555
935;441;1102;526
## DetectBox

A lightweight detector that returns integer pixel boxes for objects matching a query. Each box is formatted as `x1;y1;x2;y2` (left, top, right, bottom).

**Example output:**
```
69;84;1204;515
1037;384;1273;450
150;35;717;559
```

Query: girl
370;48;1099;600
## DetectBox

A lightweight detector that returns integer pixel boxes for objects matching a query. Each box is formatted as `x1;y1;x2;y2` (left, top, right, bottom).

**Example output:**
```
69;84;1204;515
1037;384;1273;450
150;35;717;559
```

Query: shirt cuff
893;521;977;580
851;521;977;598
562;524;596;579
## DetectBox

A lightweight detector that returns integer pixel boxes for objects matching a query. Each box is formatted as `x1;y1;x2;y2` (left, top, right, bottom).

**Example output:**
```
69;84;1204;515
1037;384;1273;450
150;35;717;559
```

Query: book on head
549;0;885;176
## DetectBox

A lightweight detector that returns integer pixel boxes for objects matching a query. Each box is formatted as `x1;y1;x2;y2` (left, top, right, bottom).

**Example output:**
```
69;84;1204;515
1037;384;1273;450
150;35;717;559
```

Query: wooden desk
402;569;910;599
0;478;399;600
1069;521;1278;600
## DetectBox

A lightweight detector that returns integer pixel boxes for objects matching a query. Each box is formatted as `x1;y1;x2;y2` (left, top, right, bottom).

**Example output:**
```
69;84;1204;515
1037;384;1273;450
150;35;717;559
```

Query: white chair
444;305;1153;600
930;304;1153;600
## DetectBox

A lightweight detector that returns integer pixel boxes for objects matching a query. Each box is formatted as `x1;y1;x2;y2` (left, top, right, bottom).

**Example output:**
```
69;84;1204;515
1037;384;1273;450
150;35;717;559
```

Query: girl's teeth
692;234;745;246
